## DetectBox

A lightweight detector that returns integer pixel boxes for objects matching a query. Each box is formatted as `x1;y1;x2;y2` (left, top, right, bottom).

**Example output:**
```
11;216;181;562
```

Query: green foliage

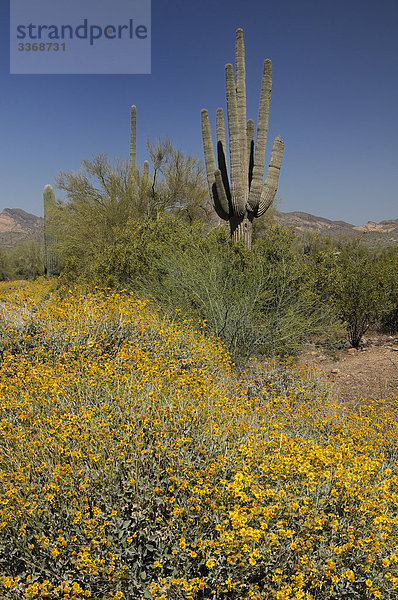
161;146;213;224
0;249;11;281
302;235;398;346
70;217;335;363
48;148;397;359
52;147;211;280
376;246;398;334
147;224;335;362
6;241;44;281
87;216;194;290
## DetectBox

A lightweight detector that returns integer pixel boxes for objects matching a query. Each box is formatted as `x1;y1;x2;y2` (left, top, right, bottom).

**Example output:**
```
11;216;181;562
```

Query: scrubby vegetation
1;24;396;600
0;242;44;282
0;282;398;600
45;193;398;359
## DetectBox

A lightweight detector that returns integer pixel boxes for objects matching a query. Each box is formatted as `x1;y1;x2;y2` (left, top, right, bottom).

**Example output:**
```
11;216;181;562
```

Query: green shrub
139;223;335;362
310;240;396;347
376;247;398;334
7;241;44;280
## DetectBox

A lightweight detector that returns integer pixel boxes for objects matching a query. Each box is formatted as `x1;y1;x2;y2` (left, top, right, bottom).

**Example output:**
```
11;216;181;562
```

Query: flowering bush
0;281;397;599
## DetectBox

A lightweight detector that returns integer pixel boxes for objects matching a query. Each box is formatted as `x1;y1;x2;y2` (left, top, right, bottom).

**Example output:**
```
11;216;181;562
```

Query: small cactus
201;29;284;248
43;184;58;276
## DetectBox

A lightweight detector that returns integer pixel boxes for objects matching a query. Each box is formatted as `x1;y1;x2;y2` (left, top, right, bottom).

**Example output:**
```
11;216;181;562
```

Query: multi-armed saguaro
201;28;284;249
43;184;58;276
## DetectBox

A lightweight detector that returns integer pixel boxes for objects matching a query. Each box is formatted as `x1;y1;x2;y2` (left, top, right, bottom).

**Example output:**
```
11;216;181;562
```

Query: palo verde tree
201;28;284;248
130;104;210;221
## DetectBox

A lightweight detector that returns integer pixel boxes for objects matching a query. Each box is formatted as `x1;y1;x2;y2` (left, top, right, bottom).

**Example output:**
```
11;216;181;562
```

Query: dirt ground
299;334;398;401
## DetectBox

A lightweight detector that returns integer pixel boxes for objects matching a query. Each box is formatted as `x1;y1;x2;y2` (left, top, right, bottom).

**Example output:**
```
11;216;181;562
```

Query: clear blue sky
1;0;397;224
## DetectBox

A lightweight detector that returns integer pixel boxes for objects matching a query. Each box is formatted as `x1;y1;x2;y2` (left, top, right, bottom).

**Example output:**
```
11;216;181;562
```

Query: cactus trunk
43;184;58;276
201;29;284;249
129;105;136;184
230;213;253;249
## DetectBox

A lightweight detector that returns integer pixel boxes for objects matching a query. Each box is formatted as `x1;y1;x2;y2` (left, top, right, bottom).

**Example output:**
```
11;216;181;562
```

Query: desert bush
1;283;398;599
0;249;11;281
143;224;336;362
145;141;212;224
7;241;44;280
0;242;45;283
85;216;197;290
52;146;212;282
299;235;398;347
331;243;397;347
376;247;398;334
57;218;336;362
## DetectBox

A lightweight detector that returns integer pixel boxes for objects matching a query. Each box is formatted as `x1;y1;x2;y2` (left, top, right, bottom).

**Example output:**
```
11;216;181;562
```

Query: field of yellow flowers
0;280;398;600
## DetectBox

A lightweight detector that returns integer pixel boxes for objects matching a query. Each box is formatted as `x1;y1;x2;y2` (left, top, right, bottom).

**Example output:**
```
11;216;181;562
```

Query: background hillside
0;208;43;249
274;211;398;247
1;207;397;249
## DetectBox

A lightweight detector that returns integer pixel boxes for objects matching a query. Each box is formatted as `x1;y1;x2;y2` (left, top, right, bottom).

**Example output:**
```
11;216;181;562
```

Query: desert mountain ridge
0;208;44;249
275;210;398;232
273;211;398;247
0;207;397;249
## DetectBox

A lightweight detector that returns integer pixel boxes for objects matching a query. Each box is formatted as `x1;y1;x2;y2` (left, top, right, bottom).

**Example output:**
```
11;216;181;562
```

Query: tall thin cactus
129;105;136;184
128;105;153;216
43;184;58;276
201;28;284;249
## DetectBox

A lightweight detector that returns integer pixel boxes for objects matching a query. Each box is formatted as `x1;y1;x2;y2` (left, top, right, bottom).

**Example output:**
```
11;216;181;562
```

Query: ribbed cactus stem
216;108;230;200
235;28;248;207
43;184;58;276
230;216;252;250
214;170;229;216
130;105;136;182
247;59;272;210
201;29;284;248
247;119;255;188
201;109;229;220
258;136;284;216
225;63;244;215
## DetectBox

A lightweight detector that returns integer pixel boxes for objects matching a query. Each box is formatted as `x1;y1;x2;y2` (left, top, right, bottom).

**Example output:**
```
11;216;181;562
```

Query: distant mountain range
274;211;398;247
0;207;397;249
0;208;44;249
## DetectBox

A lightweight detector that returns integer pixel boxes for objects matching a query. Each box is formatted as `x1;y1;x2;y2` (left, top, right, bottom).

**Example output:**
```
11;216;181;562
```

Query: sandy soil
299;334;398;401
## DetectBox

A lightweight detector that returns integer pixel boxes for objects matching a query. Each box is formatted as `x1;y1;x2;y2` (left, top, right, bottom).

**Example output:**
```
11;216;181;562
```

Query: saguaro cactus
129;104;151;203
43;184;58;276
201;28;284;249
129;104;136;183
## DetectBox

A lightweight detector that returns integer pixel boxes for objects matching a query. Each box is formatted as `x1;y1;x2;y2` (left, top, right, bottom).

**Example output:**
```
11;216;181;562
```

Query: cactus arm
214;170;229;216
225;63;245;215
201;109;217;194
247;59;272;210
201;109;229;220
235;28;248;205
247;118;255;190
257;136;284;216
216;107;227;157
130;105;136;181
216;108;230;201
